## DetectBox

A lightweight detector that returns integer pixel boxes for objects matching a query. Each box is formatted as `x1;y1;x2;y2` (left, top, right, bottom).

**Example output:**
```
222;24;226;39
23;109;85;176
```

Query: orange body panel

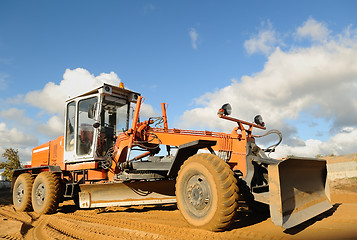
31;142;50;167
66;161;97;171
112;126;249;180
151;128;248;175
31;136;64;169
49;136;65;169
108;100;259;180
70;169;107;182
87;169;107;180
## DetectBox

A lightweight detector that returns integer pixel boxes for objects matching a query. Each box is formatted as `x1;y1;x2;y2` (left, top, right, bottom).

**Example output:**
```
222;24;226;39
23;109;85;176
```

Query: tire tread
176;153;238;231
32;171;61;214
13;173;34;212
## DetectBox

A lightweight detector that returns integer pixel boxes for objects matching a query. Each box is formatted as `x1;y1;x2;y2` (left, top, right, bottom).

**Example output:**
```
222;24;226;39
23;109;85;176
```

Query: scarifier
12;83;332;231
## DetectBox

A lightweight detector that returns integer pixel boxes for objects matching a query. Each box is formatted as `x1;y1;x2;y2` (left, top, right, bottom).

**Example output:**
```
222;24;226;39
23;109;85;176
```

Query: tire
32;172;61;214
13;173;34;212
176;153;238;231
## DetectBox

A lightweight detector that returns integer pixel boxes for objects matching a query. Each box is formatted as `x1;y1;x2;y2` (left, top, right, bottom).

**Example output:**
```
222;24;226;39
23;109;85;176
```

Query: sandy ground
324;153;357;164
0;177;356;240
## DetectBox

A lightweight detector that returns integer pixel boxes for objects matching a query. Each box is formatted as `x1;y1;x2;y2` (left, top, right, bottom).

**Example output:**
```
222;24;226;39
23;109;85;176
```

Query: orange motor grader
12;83;332;231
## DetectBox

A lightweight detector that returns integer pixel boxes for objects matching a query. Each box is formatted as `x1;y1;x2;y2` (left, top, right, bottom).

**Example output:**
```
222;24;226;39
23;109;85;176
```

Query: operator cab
64;84;140;163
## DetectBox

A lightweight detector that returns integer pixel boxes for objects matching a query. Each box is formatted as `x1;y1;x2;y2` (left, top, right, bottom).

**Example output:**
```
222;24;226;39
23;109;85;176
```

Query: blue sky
0;1;357;163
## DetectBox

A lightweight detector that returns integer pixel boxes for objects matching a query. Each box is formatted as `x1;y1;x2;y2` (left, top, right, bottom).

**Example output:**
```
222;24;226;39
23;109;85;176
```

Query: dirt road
1;178;356;240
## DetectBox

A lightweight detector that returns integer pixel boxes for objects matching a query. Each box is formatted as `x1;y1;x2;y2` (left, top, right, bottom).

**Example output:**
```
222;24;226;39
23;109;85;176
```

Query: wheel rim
34;183;46;206
185;173;212;215
15;183;24;204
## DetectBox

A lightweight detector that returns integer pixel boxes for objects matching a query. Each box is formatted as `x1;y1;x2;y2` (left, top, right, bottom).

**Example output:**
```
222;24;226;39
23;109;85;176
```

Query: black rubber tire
176;153;238;231
31;172;61;214
12;173;34;212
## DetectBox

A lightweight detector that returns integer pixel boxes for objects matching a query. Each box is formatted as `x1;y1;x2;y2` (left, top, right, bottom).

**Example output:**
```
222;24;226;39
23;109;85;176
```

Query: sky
0;0;357;164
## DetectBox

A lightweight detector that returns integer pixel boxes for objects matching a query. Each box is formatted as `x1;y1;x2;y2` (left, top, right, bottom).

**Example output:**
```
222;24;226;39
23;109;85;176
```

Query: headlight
254;115;265;127
221;103;232;116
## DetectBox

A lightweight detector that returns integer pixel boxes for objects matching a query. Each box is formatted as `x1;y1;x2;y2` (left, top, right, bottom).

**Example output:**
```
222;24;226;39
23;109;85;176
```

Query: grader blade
268;157;332;229
78;180;176;208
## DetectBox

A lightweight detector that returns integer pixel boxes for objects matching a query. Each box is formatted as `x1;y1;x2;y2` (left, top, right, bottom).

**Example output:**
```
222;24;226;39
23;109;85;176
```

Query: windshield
101;96;129;133
96;96;129;157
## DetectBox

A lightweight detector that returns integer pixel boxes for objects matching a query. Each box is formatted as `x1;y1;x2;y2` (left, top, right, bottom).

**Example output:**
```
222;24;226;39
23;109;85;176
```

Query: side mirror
254;115;265;127
88;103;97;119
220;103;232;116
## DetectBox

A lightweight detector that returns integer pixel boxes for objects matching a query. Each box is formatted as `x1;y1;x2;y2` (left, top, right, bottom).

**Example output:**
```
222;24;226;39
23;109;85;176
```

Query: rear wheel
13;173;34;211
32;172;61;214
176;153;238;231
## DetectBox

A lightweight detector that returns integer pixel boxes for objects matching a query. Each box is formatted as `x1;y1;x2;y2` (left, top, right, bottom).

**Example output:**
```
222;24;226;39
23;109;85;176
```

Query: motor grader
12;83;332;231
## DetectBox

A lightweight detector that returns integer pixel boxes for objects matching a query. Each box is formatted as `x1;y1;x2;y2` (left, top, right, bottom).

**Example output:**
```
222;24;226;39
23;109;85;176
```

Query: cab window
65;101;76;151
77;97;98;156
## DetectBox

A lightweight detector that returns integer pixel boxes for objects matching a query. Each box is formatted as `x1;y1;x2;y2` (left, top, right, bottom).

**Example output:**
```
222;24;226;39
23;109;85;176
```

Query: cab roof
65;83;141;103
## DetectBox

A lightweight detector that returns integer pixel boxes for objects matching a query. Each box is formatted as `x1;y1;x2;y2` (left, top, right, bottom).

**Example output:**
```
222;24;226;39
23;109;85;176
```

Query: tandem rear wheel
31;172;61;214
13;173;34;211
13;172;61;214
176;153;238;231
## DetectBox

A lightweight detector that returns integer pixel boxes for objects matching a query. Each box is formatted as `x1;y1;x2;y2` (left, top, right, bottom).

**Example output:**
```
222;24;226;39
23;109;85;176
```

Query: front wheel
32;172;61;214
176;153;238;231
13;173;34;211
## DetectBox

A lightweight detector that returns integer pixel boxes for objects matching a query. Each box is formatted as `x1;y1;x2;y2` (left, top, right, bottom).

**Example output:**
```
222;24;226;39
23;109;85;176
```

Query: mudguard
268;157;332;228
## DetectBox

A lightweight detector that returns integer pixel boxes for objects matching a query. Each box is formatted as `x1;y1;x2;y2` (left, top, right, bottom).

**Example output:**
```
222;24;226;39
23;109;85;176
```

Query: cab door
64;100;76;163
64;95;100;163
76;96;98;159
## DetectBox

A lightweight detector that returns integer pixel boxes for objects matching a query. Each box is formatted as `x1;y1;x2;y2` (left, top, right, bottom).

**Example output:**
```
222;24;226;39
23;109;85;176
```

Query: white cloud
244;20;281;56
0;108;35;126
296;17;330;42
36;115;64;138
140;102;157;120
274;127;357;158
180;20;357;157
5;94;24;105
24;68;122;115
189;28;199;49
0;122;37;148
